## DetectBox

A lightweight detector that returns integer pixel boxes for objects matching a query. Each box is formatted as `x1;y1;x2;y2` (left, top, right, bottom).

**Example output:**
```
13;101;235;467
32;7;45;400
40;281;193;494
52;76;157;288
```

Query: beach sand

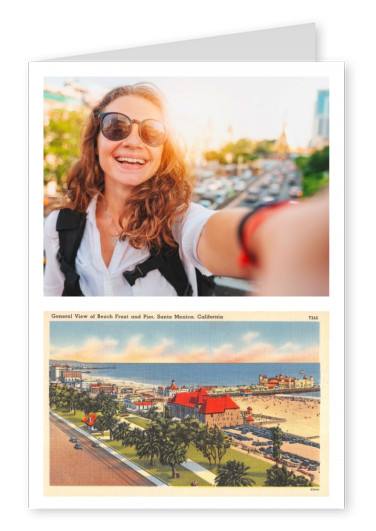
237;395;320;439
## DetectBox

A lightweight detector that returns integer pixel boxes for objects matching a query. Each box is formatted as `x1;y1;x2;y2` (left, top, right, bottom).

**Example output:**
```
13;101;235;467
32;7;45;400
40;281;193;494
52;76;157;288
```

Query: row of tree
204;138;275;165
112;409;236;482
50;385;312;487
295;145;329;197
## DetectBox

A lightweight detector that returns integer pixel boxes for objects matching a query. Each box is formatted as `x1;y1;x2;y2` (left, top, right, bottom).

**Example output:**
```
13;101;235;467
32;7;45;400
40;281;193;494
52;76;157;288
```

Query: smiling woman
43;82;329;297
44;83;215;296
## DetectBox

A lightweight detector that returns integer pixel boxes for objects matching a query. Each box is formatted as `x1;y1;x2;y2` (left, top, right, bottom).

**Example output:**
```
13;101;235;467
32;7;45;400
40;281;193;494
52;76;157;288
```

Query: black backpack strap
195;269;216;296
123;245;193;296
56;209;86;296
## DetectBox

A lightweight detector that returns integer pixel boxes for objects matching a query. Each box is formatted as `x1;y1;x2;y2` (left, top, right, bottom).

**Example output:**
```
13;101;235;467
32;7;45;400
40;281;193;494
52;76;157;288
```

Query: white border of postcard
28;61;344;509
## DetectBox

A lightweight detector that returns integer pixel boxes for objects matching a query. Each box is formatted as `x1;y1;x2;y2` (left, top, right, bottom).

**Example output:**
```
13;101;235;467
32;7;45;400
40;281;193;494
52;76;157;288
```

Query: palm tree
181;417;200;440
145;407;159;422
159;438;187;479
107;415;119;441
212;426;231;465
93;414;107;436
49;385;59;409
67;389;79;415
270;426;283;465
215;460;255;487
112;421;131;445
136;425;161;467
265;465;312;486
194;425;216;465
78;392;95;416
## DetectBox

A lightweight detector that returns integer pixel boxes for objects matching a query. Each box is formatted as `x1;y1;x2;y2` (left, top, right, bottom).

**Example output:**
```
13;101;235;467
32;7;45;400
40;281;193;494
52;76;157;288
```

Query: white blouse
44;197;216;296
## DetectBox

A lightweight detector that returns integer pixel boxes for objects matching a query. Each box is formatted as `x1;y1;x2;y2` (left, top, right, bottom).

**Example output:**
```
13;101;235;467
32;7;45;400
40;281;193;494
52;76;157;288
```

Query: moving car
246;189;259;202
74;443;83;450
262;195;276;205
289;186;303;198
69;437;77;443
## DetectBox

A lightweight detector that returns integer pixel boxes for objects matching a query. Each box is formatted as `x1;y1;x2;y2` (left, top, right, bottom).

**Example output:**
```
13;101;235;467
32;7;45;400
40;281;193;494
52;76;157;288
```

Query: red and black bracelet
237;201;293;268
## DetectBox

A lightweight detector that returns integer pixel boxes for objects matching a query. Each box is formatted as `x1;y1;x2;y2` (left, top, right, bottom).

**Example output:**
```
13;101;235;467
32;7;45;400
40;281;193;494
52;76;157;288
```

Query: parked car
92;442;100;448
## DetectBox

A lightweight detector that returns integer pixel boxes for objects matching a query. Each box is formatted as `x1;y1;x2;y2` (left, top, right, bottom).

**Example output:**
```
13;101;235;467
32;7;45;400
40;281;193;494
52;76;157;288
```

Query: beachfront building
90;383;119;396
242;407;255;424
49;364;70;382
81;412;98;431
258;374;314;390
123;395;154;411
62;371;83;388
131;400;154;412
157;380;190;397
168;388;242;428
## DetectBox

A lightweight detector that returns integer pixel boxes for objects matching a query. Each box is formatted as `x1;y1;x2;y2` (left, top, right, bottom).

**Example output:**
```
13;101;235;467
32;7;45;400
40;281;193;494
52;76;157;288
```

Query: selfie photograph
42;73;331;297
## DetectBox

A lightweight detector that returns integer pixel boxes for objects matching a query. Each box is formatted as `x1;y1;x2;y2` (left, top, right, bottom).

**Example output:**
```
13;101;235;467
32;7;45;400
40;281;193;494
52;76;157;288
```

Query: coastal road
49;412;162;487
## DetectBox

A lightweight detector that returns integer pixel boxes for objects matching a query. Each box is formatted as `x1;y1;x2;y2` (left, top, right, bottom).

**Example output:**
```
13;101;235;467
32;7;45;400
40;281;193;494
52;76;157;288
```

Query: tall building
274;122;290;159
311;90;329;149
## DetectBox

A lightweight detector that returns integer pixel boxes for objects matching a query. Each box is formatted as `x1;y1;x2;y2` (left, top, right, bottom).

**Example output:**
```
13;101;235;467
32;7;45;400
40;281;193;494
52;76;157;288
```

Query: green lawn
109;440;212;487
52;409;312;488
127;417;150;429
52;408;86;427
185;445;272;487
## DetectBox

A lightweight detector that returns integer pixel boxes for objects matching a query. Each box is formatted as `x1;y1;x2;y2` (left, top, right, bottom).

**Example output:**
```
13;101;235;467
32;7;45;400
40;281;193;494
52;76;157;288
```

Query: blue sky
50;320;320;364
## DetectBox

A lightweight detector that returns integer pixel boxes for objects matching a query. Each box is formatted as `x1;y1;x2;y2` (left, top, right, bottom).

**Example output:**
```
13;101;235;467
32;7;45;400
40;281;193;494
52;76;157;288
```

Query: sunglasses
98;112;167;147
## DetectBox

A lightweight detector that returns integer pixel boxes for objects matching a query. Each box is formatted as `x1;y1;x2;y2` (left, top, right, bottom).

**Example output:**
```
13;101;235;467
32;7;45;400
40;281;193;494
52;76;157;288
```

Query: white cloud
242;332;260;343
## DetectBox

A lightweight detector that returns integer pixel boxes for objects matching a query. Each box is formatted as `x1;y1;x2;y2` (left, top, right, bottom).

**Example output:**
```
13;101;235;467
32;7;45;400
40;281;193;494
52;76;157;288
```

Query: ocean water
57;362;320;391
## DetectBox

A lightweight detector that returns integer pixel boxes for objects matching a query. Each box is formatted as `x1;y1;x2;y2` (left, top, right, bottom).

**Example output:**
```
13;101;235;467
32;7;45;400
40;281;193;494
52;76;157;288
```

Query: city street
49;413;159;487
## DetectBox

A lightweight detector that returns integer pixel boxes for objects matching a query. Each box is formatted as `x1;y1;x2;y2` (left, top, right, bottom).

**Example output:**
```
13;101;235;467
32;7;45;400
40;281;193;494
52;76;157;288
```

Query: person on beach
44;82;329;297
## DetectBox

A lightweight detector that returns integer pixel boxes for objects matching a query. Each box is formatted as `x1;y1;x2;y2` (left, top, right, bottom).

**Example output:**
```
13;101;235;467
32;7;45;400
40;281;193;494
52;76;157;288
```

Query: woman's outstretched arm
197;191;329;296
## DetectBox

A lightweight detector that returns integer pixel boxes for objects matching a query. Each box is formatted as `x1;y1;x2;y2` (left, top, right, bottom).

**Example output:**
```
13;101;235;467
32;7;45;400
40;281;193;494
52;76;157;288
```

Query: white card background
3;0;373;526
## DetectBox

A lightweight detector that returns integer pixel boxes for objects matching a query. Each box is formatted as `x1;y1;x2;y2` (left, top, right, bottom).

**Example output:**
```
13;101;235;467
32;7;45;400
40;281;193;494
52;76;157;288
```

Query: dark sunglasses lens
101;113;131;141
141;119;167;146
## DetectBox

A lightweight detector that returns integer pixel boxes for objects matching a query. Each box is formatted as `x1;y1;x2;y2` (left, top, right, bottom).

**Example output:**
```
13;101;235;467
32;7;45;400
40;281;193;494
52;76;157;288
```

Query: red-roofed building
168;388;242;428
131;401;154;411
82;412;98;431
158;379;190;397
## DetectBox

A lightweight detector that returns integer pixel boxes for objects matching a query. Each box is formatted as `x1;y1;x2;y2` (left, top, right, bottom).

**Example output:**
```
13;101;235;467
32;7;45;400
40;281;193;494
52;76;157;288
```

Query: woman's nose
122;122;143;146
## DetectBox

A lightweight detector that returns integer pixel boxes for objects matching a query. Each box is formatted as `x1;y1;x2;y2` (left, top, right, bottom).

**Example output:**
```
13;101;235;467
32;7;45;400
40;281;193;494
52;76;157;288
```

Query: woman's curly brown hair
63;83;192;251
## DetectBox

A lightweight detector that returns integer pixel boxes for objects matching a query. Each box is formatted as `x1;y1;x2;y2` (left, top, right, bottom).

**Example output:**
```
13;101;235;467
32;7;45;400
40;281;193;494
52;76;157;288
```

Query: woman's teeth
116;157;146;165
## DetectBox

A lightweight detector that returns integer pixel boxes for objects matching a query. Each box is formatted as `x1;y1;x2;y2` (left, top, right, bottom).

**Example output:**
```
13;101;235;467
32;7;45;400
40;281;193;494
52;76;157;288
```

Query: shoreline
81;374;320;400
77;375;320;439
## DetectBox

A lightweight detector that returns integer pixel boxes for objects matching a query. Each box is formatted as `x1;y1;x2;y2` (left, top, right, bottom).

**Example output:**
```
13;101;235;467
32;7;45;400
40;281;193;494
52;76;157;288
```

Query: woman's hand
197;190;329;296
246;191;329;295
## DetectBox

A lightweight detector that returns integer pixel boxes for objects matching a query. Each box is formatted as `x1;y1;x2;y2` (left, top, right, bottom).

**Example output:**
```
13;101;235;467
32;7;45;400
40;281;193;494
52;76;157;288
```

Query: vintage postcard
36;311;339;509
